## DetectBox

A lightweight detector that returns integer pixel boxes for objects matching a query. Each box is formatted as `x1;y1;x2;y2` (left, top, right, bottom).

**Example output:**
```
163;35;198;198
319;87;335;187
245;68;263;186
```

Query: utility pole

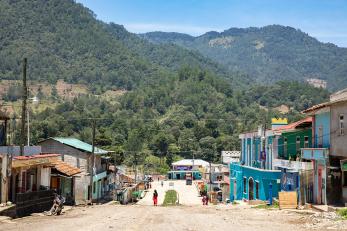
89;119;96;203
20;58;27;156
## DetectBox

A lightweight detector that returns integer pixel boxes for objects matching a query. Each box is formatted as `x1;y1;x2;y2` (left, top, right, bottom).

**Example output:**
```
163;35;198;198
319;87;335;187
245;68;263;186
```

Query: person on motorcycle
48;193;65;215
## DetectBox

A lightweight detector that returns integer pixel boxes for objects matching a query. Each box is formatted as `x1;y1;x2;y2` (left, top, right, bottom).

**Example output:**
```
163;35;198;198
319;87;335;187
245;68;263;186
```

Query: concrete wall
330;101;347;157
40;139;104;174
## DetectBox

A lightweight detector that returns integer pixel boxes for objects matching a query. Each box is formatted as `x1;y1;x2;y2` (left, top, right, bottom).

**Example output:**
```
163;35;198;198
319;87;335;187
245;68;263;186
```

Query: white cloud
123;23;222;35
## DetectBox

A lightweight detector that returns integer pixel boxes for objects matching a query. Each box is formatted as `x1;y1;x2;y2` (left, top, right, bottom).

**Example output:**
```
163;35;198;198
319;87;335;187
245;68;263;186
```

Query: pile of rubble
303;211;347;230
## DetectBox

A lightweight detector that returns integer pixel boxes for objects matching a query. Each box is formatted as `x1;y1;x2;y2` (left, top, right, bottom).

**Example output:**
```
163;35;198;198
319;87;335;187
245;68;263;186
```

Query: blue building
230;117;315;203
230;163;281;201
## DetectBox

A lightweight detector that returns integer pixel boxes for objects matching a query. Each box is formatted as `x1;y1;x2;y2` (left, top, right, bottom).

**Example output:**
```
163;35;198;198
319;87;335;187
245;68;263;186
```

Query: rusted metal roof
12;154;60;168
13;154;60;160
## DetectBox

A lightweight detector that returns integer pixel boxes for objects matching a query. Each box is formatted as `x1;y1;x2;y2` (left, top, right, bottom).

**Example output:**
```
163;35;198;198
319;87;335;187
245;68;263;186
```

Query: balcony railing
273;158;313;170
301;148;329;161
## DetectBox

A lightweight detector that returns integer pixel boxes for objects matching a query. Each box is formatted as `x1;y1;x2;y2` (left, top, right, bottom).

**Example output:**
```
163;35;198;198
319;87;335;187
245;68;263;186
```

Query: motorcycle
47;194;66;216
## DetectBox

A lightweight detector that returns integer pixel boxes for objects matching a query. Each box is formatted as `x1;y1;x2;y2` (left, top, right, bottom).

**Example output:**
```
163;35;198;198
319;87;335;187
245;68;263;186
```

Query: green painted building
278;128;312;160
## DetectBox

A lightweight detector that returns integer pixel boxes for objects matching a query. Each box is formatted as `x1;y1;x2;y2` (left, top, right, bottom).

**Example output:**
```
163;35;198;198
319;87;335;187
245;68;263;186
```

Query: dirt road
1;180;346;231
1;203;346;231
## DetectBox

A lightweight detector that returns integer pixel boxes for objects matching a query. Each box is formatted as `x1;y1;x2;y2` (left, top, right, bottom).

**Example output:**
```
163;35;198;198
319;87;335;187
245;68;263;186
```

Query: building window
296;136;301;152
243;177;247;193
340;114;344;136
93;182;96;194
304;136;309;148
284;137;288;157
255;181;259;199
318;126;323;148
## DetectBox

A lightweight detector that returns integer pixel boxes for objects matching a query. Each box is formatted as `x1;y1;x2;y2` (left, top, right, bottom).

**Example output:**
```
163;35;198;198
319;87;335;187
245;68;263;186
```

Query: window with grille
296;136;301;152
304;136;309;148
284;137;288;157
340;114;344;136
243;177;247;193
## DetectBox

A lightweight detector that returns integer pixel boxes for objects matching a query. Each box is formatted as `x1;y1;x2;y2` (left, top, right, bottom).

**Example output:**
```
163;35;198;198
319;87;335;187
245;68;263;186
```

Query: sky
76;0;347;47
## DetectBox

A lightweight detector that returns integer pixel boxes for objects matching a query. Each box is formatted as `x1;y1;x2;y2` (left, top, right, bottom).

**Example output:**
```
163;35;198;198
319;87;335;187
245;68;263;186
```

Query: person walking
153;189;158;206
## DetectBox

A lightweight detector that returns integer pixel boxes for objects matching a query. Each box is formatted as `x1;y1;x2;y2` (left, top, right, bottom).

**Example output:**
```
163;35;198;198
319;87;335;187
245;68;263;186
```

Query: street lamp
27;96;39;146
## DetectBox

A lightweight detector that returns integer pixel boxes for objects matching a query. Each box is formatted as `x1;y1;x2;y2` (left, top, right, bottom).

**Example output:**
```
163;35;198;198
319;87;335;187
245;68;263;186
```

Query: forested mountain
0;0;331;172
141;26;347;90
0;0;244;93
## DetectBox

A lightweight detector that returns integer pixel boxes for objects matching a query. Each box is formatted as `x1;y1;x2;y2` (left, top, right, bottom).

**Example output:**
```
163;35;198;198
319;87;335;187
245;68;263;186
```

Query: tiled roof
274;117;312;132
52;159;81;176
50;137;108;155
302;97;347;114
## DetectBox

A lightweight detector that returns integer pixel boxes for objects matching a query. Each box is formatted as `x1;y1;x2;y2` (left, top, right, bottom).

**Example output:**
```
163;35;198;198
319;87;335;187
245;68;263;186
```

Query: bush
163;190;178;206
337;208;347;219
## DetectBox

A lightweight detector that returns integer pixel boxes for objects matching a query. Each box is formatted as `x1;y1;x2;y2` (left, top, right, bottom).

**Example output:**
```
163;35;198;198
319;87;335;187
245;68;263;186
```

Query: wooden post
20;58;27;156
1;154;8;203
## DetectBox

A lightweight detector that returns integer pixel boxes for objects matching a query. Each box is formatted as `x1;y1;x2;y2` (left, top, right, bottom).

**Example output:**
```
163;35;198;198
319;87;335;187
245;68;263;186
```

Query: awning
52;159;81;176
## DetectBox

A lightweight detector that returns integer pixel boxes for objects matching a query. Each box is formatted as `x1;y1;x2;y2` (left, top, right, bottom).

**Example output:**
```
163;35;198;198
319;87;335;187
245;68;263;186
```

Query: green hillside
0;0;243;92
0;0;331;171
142;26;347;90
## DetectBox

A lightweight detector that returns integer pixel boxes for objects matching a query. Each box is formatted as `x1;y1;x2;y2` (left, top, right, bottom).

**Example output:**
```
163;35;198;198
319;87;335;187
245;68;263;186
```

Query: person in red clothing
153;190;158;206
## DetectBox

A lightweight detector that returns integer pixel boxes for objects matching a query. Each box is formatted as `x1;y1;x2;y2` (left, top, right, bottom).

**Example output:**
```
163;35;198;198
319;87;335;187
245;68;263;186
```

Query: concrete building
231;117;315;202
221;151;241;164
39;137;111;204
302;88;347;205
168;159;208;180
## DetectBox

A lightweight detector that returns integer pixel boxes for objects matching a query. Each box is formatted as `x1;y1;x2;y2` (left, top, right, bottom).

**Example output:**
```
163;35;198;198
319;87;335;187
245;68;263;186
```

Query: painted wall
314;111;330;148
230;163;281;201
330;101;347;157
278;129;312;160
167;171;202;180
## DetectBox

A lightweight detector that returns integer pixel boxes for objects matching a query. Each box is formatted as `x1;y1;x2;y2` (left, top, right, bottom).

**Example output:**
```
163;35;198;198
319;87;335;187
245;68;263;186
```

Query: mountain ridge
141;25;347;90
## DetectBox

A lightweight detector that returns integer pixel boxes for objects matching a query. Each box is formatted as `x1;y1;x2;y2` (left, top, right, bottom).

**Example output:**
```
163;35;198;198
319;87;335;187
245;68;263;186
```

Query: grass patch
163;190;178;206
337;208;347;219
253;201;279;209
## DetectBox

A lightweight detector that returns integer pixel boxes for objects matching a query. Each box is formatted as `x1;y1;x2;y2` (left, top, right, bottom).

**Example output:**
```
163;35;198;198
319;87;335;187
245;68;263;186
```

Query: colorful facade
231;117;314;203
302;89;347;205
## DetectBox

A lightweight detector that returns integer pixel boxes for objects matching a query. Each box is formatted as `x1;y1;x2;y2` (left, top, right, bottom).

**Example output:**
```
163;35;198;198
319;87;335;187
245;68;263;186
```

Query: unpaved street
1;180;346;231
1;203;346;231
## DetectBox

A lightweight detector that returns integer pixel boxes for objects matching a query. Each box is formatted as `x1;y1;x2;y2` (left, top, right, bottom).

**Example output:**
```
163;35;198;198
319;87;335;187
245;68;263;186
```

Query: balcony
273;158;313;170
301;148;329;161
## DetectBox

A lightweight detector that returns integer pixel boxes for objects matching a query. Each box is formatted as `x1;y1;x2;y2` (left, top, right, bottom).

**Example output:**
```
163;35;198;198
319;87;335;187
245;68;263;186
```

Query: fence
16;190;55;217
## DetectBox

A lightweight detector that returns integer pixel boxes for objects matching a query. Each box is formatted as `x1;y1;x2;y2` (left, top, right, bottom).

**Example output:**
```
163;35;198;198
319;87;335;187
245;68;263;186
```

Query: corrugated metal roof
52;137;108;155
